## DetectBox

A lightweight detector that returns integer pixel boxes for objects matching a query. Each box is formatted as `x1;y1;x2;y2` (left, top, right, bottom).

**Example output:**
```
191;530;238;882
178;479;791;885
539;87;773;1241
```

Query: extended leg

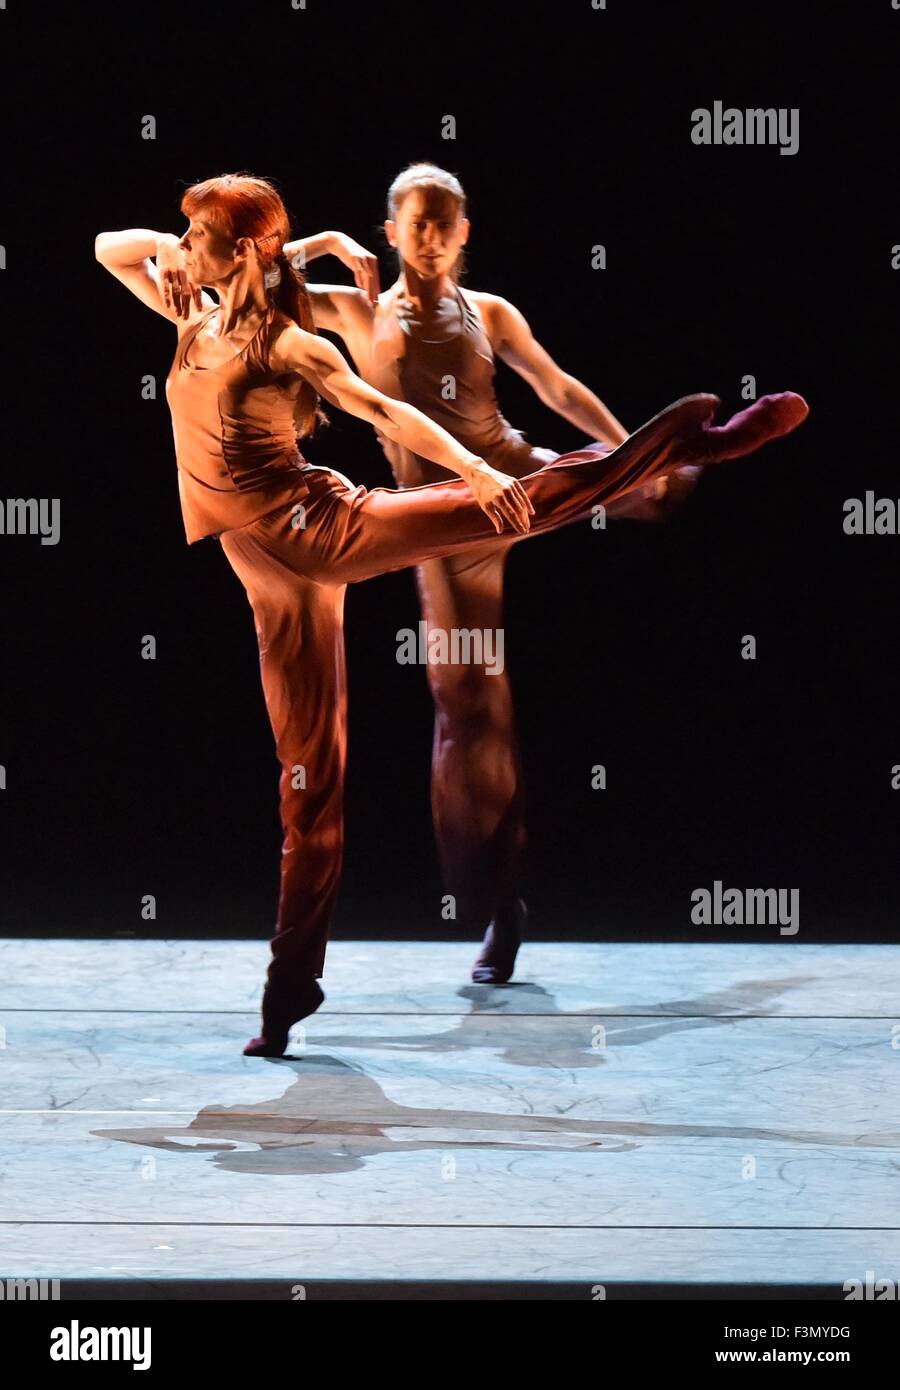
280;393;807;588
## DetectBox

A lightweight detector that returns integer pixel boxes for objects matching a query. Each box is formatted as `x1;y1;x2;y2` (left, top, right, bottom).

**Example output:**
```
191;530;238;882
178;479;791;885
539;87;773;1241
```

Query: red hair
180;172;323;436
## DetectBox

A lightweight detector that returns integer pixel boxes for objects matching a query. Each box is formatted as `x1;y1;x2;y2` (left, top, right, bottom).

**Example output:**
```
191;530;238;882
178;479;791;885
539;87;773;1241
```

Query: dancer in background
96;172;807;1056
287;163;702;984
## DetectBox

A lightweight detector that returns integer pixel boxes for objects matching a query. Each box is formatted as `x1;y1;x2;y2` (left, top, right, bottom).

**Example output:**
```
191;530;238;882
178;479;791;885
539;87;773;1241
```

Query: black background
2;1;897;945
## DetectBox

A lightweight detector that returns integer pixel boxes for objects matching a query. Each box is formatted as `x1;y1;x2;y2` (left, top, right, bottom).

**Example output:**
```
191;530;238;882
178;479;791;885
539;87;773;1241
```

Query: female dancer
95;172;807;1057
285;163;703;985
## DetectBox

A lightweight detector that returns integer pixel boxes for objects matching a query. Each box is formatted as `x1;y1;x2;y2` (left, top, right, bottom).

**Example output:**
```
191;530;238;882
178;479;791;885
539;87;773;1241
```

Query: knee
429;663;509;728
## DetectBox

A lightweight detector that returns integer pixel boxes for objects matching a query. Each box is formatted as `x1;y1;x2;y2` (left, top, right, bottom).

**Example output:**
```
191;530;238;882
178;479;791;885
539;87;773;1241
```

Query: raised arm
94;230;216;324
284;229;380;301
480;294;629;447
283;230;381;335
270;323;533;535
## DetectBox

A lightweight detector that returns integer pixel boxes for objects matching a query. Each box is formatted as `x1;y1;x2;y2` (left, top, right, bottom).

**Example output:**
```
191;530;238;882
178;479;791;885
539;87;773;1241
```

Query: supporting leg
413;545;527;946
218;528;347;1055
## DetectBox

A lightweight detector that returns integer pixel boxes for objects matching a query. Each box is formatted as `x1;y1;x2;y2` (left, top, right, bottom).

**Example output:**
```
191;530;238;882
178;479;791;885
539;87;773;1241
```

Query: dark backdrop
2;1;897;944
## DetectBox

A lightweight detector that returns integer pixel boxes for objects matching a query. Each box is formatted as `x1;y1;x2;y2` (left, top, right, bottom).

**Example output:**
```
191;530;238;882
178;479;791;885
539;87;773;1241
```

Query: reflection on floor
0;939;897;1298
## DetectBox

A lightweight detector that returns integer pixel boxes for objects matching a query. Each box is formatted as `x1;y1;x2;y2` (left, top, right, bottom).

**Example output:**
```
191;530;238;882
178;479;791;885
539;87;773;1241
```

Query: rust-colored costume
165;299;803;1011
166;304;312;543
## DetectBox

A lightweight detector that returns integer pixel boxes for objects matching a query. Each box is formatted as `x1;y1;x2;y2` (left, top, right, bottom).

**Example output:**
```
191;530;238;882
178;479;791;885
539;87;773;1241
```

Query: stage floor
1;939;897;1298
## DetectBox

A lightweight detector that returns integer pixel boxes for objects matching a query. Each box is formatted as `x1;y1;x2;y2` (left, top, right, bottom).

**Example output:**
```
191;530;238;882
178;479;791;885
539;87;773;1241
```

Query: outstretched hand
466;463;535;535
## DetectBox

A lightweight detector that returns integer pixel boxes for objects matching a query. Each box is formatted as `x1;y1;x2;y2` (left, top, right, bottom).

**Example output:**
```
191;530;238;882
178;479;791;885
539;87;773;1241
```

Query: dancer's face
178;218;248;287
385;189;469;283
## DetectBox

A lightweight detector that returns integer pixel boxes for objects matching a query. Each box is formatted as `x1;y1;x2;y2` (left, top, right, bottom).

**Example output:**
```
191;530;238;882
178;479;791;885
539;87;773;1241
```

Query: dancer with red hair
95;173;807;1057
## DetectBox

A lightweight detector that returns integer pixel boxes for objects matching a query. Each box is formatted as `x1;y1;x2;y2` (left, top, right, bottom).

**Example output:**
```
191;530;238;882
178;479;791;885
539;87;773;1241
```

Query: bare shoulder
309;283;373;317
268;312;317;371
464;289;505;308
337;284;373;313
462;290;523;344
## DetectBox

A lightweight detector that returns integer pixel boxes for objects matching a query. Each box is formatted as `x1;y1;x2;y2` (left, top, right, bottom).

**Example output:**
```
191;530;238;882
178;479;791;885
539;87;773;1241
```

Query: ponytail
271;248;317;334
266;247;327;437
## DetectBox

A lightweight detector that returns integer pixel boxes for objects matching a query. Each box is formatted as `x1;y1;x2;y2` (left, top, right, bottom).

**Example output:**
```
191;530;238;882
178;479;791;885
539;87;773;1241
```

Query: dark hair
386;162;468;283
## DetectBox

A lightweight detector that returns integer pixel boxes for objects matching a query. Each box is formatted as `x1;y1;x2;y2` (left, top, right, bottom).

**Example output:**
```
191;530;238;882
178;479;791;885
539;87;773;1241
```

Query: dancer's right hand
157;239;204;319
466;463;535;535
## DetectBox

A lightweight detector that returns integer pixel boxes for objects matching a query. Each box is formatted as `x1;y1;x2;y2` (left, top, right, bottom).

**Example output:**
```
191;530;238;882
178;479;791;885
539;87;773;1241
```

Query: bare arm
482;295;629;446
283;230;341;266
94;229;216;323
284;230;380;312
305;284;372;339
270;323;533;534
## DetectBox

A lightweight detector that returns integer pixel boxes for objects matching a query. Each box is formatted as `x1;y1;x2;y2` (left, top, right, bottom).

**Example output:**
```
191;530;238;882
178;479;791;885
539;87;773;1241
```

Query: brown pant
218;393;716;999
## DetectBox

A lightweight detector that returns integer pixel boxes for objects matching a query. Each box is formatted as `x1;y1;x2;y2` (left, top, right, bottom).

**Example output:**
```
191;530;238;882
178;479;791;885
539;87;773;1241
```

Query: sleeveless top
165;302;311;543
365;283;546;487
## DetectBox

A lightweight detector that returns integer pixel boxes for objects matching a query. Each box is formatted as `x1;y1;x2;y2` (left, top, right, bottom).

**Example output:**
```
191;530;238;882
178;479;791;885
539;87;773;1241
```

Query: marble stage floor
0;939;898;1298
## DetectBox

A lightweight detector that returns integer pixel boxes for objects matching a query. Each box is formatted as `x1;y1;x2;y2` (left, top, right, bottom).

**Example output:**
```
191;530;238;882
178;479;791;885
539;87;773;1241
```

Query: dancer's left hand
467;464;535;535
330;233;381;306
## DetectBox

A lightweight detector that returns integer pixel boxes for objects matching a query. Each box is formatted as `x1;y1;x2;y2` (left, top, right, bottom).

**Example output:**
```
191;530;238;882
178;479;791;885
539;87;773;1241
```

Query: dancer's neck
397;266;454;313
208;265;269;336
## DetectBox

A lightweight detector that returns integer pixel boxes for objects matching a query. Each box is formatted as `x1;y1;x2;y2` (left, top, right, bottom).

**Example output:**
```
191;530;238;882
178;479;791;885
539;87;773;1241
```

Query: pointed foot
703;391;809;461
471;898;527;984
243;980;325;1057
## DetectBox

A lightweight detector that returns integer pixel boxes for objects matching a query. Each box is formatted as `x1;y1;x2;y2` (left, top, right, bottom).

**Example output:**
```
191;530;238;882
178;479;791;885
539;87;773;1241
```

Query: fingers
505;481;533;534
353;256;381;306
477;477;534;536
161;258;198;319
172;270;185;318
483;501;503;534
496;487;531;535
507;498;530;534
513;479;535;517
366;259;381;304
180;272;192;319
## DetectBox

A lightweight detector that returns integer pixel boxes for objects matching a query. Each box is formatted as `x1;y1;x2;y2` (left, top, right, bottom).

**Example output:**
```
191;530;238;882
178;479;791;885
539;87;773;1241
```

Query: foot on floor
471;898;528;985
243;980;325;1057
